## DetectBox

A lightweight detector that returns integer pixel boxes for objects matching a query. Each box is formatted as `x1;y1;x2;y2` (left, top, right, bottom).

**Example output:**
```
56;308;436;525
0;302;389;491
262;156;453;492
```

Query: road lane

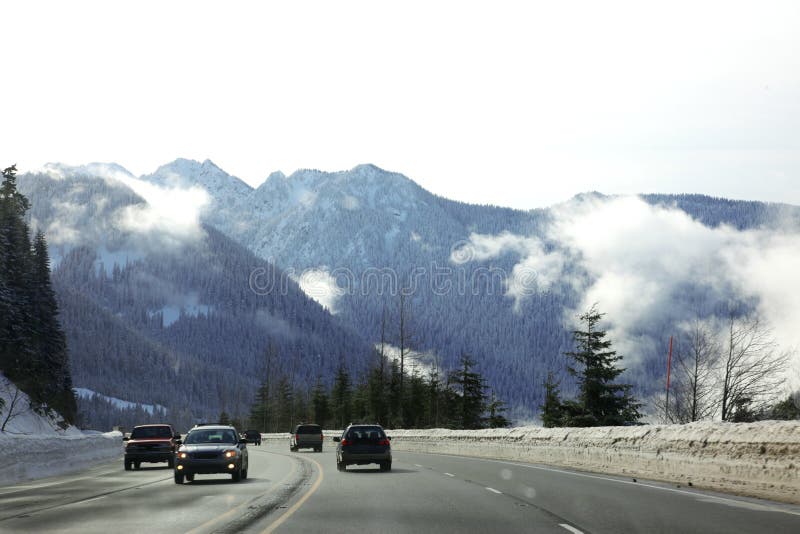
0;446;306;534
3;442;800;534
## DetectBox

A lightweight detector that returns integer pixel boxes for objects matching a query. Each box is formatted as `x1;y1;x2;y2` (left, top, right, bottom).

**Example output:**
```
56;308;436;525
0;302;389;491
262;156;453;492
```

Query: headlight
178;452;188;459
224;450;237;458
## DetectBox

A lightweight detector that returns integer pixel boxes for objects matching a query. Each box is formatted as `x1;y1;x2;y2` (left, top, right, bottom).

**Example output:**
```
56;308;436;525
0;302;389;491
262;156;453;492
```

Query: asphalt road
2;443;799;533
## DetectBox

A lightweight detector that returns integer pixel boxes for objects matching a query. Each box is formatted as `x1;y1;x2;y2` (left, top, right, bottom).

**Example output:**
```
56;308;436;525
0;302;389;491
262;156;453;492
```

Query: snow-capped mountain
20;159;800;421
18;167;372;429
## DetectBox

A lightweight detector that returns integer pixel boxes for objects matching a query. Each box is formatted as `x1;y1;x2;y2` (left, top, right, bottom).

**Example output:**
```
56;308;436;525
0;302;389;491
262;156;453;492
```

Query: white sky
2;1;799;209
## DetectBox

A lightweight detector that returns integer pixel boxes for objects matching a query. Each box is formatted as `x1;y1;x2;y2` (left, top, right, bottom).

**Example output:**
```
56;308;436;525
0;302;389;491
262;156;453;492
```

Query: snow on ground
387;423;800;504
0;375;122;486
261;421;800;503
73;387;167;415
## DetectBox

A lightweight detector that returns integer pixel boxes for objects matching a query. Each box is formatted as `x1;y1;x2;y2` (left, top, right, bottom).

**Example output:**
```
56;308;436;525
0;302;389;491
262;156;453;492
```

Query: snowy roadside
0;375;123;486
260;422;800;503
387;423;800;504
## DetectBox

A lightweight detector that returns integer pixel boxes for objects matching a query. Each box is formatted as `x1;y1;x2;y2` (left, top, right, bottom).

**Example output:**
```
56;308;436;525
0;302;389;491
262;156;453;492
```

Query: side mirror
332;436;340;442
123;436;129;441
174;439;182;445
174;433;181;440
388;436;392;441
239;438;248;445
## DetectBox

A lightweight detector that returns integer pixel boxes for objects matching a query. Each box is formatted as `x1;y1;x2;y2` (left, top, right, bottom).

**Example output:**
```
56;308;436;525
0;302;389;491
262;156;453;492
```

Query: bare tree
1;379;30;432
670;320;720;422
719;315;790;421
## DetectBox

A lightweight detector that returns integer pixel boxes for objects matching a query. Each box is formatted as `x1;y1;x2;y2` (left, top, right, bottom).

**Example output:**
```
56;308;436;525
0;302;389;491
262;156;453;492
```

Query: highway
1;443;799;533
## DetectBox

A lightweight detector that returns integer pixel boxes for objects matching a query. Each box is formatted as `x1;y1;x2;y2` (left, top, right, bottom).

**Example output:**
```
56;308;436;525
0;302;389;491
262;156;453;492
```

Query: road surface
1;443;799;533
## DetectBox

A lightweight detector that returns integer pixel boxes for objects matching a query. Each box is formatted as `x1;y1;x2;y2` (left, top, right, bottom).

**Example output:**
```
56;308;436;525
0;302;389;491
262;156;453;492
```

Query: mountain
18;166;373;429
139;160;800;420
20;159;800;423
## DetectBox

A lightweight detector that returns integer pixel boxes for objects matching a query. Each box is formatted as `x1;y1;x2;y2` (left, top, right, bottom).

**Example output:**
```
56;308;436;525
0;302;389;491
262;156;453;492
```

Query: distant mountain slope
19;167;373;429
140;160;800;419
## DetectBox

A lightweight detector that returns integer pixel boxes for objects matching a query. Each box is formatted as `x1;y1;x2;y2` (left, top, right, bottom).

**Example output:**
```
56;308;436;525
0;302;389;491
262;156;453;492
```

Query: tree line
242;343;509;433
0;165;76;424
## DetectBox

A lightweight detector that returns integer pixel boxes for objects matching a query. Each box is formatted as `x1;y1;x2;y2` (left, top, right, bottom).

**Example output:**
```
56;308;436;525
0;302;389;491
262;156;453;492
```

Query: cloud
293;267;345;313
465;195;800;369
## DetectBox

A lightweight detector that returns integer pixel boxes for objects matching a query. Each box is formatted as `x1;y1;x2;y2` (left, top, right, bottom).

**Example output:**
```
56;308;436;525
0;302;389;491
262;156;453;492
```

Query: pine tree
311;380;330;427
487;390;510;428
564;305;641;426
331;363;352;428
449;353;487;429
539;371;564;428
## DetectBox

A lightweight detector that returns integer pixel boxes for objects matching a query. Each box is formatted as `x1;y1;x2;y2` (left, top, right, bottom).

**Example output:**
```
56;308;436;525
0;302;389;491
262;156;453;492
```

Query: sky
2;1;799;209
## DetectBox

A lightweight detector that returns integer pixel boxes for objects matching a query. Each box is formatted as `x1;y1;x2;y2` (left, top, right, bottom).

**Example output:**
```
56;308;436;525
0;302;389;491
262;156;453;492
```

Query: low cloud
465;195;800;368
293;267;345;313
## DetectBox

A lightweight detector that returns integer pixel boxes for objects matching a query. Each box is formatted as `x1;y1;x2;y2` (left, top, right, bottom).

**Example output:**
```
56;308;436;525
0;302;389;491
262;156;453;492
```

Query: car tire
167;456;175;468
174;472;184;484
124;460;132;471
380;461;392;472
242;467;248;480
134;461;141;470
232;468;242;482
186;473;194;482
337;461;346;472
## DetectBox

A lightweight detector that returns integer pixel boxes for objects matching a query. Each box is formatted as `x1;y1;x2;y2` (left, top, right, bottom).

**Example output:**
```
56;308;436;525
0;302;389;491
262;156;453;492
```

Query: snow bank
387;423;800;504
0;375;123;485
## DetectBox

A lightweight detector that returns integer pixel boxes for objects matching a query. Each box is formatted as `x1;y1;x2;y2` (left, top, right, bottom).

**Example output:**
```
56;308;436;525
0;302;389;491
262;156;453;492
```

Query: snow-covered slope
0;374;122;485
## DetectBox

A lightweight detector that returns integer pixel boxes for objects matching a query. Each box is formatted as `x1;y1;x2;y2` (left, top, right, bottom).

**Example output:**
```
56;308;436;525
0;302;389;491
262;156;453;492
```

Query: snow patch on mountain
72;388;167;415
292;267;344;313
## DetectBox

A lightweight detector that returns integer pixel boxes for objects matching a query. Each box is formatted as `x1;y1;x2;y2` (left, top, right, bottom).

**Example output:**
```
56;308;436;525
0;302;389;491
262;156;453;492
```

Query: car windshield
130;426;172;439
185;429;238;444
297;426;321;434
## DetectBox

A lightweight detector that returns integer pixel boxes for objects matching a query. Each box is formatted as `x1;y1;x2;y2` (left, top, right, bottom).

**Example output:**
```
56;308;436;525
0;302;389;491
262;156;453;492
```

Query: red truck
123;424;181;470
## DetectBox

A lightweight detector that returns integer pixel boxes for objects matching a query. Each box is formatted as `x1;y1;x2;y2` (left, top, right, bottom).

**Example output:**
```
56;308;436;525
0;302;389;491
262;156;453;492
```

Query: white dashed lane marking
559;524;584;534
485;487;502;494
444;473;455;477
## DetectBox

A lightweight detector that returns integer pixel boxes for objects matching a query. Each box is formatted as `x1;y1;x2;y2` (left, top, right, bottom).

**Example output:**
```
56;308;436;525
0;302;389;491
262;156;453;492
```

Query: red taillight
320;434;324;440
340;439;350;446
377;438;390;446
295;434;299;442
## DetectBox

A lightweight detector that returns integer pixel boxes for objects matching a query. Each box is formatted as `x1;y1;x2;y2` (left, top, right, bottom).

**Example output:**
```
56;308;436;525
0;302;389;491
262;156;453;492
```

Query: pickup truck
123;424;181;470
290;423;323;452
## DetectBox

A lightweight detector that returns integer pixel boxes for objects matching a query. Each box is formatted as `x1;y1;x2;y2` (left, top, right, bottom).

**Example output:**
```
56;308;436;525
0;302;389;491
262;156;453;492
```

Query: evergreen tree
330;363;352;428
0;165;76;423
449;353;487;429
311;380;330;427
563;305;641;426
487;390;510;428
539;371;564;428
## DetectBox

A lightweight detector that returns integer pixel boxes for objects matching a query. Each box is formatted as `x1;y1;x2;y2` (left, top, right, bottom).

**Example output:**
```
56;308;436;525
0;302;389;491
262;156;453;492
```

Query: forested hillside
18;167;373;429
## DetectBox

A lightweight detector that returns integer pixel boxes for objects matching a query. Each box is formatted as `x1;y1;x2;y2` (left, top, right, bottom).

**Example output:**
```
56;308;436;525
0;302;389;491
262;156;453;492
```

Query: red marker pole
665;335;673;422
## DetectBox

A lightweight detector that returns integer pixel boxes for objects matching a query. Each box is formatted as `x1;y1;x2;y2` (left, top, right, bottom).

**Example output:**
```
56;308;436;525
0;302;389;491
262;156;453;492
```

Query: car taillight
295;434;299;442
340;439;350;446
377;438;390;446
320;434;324;440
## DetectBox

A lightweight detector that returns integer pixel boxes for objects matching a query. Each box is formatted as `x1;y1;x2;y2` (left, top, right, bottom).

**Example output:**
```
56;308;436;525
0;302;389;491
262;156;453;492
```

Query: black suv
333;424;391;471
174;425;249;484
244;429;262;446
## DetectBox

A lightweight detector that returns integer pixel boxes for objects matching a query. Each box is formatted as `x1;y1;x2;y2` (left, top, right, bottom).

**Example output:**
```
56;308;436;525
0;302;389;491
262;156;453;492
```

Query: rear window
345;427;386;441
131;426;172;439
297;425;321;434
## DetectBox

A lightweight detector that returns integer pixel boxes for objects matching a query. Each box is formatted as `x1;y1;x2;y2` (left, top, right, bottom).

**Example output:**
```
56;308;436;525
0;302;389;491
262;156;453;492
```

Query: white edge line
415;452;800;517
486;487;502;494
559;524;584;534
444;472;455;477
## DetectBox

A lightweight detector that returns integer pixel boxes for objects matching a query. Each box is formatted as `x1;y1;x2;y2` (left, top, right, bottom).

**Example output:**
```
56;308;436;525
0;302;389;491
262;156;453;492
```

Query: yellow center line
185;453;298;534
261;455;324;534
